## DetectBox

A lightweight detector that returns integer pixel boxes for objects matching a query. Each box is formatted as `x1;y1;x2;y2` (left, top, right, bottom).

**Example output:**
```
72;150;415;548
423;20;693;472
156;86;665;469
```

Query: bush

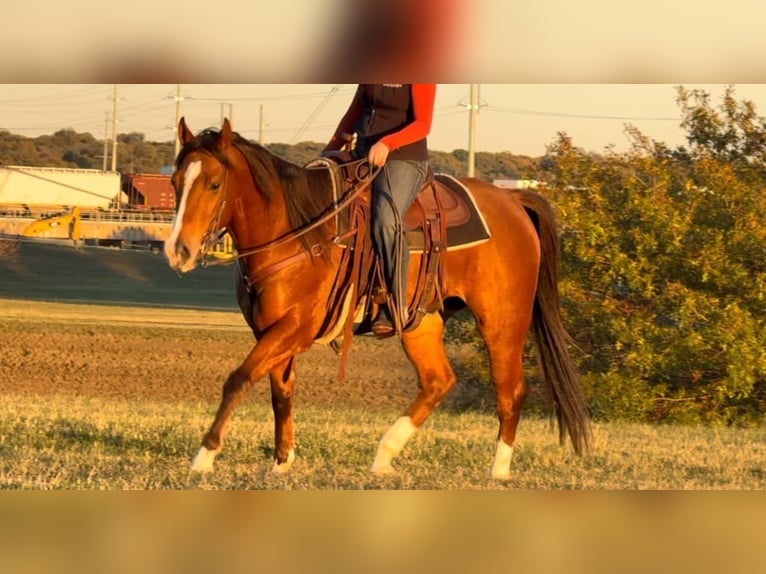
537;86;766;424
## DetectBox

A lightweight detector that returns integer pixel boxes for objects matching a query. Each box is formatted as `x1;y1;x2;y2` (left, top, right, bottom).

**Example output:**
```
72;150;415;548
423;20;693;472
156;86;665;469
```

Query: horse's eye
211;182;221;191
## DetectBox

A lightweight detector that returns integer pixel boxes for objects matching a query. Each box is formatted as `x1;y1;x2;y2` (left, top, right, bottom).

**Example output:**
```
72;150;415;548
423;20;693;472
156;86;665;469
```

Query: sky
3;84;766;157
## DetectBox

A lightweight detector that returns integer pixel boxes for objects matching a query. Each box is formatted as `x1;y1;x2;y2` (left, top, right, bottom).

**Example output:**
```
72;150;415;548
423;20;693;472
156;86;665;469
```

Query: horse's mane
177;128;335;250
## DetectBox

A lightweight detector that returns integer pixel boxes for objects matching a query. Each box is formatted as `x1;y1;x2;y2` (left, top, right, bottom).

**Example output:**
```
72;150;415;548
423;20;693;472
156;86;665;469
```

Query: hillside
0;129;542;181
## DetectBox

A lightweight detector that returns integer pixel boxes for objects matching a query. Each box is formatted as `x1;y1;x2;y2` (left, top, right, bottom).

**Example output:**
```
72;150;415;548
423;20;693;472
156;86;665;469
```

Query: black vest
354;84;428;161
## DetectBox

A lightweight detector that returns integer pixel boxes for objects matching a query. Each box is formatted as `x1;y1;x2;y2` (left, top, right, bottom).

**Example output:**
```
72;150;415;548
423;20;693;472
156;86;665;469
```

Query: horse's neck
228;144;338;256
226;170;286;250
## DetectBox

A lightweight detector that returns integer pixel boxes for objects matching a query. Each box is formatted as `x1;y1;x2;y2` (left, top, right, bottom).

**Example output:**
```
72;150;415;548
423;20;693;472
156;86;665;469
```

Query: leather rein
196;157;379;285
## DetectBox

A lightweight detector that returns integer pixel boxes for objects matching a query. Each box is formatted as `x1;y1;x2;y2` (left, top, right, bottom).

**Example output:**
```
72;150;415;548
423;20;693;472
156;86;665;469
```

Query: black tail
517;190;591;455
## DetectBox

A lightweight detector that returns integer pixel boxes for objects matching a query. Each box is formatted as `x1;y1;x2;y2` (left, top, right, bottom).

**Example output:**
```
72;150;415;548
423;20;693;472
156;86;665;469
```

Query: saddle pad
406;173;492;253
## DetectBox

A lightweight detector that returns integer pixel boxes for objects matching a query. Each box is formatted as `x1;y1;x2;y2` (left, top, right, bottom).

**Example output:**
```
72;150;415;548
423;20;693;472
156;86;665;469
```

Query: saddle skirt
405;173;491;253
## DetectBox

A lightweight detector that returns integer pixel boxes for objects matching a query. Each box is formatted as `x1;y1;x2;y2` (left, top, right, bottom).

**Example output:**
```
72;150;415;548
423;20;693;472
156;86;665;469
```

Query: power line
2;96;174;135
2;85;695;152
435;105;466;117
0;85;108;105
189;87;355;103
119;97;168;115
289;85;341;144
483;104;680;122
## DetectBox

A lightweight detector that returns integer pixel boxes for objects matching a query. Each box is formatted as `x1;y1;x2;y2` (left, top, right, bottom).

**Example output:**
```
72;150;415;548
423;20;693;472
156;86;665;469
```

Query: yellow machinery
22;206;81;243
19;206;236;255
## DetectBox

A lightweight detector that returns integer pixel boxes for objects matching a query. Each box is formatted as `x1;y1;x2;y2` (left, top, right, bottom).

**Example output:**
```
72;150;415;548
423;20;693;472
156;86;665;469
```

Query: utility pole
111;84;119;172
174;84;183;160
102;112;109;171
467;84;479;178
259;104;264;144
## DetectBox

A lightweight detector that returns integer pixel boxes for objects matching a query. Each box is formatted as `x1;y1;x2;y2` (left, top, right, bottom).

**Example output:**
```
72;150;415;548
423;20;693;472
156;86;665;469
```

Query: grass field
1;240;764;489
0;238;238;309
1;393;764;489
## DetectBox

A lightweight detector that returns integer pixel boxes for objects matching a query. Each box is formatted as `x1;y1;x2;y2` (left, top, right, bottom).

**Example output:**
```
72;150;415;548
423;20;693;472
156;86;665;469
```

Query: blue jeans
371;159;428;323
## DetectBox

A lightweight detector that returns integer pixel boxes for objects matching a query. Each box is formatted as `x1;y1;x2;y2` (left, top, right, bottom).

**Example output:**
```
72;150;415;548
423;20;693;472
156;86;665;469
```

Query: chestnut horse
164;118;590;480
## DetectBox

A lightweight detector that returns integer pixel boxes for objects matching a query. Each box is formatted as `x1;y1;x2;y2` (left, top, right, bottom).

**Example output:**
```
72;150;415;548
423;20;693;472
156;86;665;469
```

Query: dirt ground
0;298;495;414
0;241;496;415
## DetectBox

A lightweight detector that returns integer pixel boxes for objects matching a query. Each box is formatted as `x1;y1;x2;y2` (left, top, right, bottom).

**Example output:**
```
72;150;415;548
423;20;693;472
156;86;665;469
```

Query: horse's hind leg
479;323;528;480
370;312;456;474
270;357;297;474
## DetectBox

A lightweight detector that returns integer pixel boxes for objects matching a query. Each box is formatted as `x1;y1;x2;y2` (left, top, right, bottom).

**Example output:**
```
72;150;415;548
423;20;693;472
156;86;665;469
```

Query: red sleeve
324;85;364;151
379;84;436;152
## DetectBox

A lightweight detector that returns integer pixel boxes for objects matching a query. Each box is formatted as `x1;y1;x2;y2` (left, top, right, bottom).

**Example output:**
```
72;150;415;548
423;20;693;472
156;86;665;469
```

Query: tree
268;142;326;166
538;87;766;424
118;132;146;145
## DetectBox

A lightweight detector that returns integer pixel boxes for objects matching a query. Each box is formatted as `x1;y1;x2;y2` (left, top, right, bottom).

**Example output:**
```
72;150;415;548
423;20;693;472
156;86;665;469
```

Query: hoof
490;469;512;481
369;461;396;475
190;447;218;472
369;416;417;475
271;449;296;475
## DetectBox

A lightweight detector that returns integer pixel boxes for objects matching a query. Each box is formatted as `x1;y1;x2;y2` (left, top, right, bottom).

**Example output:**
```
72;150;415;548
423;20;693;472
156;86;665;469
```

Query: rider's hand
368;141;390;167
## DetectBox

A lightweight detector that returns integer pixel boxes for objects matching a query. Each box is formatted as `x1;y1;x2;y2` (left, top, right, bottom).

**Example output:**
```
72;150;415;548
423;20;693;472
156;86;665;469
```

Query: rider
324;84;437;336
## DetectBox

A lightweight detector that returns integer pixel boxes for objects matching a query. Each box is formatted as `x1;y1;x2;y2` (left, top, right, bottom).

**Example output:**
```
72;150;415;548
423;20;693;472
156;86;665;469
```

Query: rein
199;158;380;271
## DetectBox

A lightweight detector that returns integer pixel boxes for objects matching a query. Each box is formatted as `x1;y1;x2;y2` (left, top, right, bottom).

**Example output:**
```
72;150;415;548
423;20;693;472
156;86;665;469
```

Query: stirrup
371;315;395;338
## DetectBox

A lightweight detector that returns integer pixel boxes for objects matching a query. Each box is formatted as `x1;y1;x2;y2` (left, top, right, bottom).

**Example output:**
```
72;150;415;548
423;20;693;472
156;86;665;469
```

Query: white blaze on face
164;160;202;266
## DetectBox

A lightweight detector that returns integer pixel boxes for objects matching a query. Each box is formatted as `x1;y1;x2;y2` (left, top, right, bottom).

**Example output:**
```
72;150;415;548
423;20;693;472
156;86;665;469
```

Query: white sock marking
271;448;296;474
370;416;417;473
190;446;217;472
491;439;514;480
164;159;201;265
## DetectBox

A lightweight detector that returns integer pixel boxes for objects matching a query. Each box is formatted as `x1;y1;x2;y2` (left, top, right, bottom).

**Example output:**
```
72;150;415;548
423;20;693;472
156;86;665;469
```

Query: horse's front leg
190;319;306;472
269;357;297;474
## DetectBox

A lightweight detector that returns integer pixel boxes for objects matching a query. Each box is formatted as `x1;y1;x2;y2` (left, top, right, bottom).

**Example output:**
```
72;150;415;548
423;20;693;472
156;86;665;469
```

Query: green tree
268;141;326;166
540;87;766;424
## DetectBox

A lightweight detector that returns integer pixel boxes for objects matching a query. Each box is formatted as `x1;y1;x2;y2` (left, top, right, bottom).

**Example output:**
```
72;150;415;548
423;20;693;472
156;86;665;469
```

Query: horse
164;117;590;480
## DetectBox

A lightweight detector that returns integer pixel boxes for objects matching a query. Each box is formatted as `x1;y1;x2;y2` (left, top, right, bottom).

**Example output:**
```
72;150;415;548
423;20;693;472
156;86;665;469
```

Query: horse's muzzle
164;238;197;273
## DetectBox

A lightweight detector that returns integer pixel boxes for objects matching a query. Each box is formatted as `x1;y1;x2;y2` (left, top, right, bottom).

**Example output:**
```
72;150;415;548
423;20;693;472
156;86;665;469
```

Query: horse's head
164;117;234;273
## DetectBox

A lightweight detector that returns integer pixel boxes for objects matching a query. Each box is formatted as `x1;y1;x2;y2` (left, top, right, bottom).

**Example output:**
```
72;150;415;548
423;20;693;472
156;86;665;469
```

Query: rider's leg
370;159;427;332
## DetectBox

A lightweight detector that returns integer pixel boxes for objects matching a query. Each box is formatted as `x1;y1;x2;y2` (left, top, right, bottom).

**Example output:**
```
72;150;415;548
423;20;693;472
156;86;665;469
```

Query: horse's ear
220;118;233;151
178;117;195;145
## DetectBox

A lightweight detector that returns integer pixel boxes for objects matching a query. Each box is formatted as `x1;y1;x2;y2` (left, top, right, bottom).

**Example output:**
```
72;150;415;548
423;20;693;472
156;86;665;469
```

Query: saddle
308;153;490;346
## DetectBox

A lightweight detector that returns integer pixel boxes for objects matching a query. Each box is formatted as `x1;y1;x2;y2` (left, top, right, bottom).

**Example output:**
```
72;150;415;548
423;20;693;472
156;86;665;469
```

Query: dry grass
0;237;20;259
1;393;763;490
1;243;763;489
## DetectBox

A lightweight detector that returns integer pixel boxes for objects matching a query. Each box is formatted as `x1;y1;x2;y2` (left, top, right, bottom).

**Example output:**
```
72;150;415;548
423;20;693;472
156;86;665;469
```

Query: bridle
194;156;380;274
197;168;229;262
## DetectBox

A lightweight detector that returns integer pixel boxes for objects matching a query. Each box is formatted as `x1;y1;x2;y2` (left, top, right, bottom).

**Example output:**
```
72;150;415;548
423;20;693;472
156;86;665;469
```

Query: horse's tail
517;189;591;455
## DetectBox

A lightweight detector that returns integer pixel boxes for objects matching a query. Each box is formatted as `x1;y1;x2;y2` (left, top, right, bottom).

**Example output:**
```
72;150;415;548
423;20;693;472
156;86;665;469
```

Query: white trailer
0;166;122;209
